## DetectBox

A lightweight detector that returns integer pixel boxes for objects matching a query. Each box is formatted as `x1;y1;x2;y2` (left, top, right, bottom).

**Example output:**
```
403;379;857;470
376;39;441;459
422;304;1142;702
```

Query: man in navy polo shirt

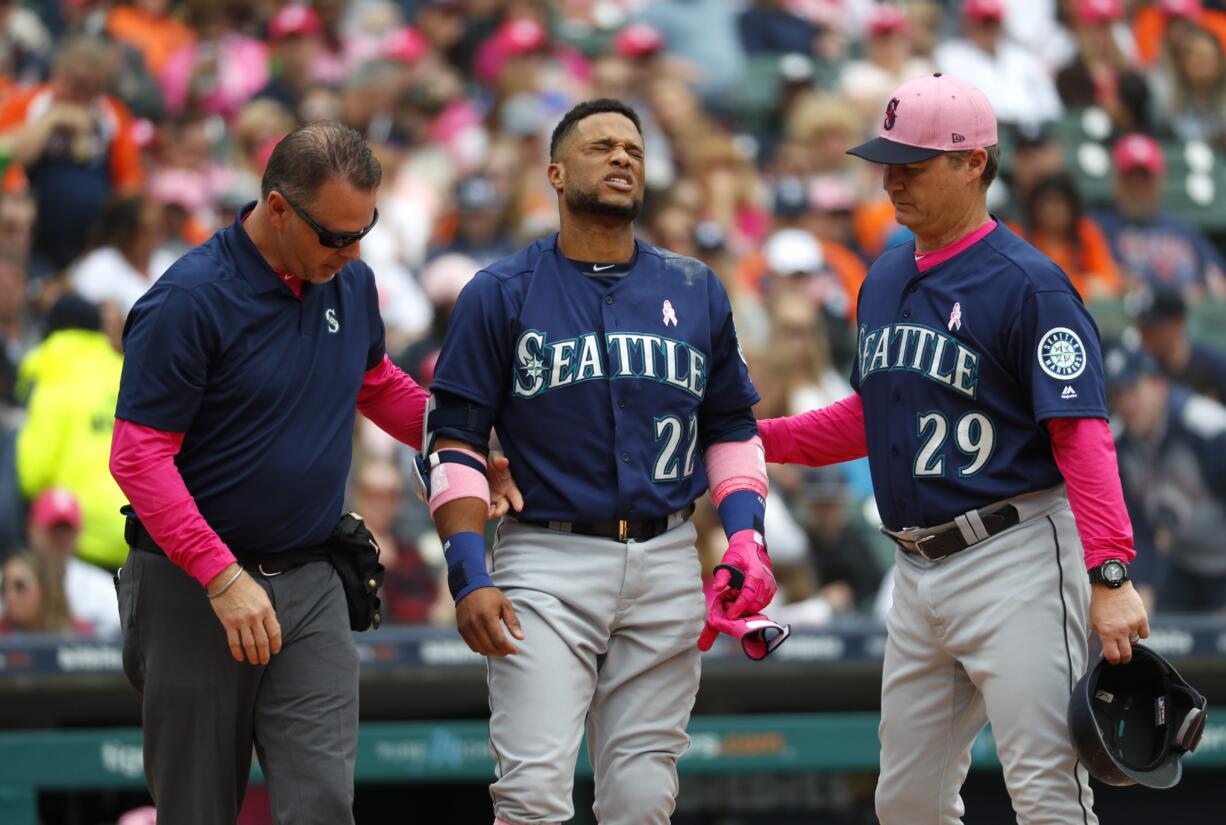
109;122;517;825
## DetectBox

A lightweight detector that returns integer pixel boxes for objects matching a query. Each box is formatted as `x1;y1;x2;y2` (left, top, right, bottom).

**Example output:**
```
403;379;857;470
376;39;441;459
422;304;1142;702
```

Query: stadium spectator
394;252;478;386
1056;0;1152;133
26;487;119;635
1152;25;1226;146
1133;0;1226;68
1093;133;1226;298
762;291;852;416
0;0;53;84
351;459;438;624
0;35;143;275
636;0;747;101
0;189;36;261
105;0;196;78
255;4;327;116
15;293;127;571
70;193;174;342
795;466;885;614
1107;346;1226;613
839;4;935;135
0;249;35;408
0;549;90;633
737;0;823;56
159;0;269;121
935;0;1063;128
428;174;517;267
1128;283;1226;401
1015;172;1123;299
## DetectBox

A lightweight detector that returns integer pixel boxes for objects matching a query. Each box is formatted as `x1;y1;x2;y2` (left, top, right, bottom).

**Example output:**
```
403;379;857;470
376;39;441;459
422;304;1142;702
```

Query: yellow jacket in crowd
16;328;127;570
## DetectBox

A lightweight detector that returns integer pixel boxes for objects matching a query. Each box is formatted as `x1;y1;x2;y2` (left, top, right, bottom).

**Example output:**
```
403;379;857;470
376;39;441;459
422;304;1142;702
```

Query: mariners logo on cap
1037;327;1086;380
883;98;900;131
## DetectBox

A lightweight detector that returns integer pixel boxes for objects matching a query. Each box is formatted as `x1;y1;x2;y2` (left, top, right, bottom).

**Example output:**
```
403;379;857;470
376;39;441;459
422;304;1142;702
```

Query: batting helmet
1068;645;1207;788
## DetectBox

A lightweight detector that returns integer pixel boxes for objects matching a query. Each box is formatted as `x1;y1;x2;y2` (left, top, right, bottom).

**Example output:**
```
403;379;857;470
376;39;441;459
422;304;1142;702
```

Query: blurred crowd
2;0;1226;637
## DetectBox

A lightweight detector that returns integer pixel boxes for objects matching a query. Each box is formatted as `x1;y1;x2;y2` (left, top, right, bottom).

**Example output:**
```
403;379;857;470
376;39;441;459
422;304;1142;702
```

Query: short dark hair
549;98;643;162
947;144;1001;190
261;121;382;206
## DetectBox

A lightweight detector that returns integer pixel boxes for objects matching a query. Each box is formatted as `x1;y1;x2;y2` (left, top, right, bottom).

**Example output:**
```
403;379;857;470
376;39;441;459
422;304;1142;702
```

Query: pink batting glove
712;529;776;619
697;576;732;652
704;598;792;661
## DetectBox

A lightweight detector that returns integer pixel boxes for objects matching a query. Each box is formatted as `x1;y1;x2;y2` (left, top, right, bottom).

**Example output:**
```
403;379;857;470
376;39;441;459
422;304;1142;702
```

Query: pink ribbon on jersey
948;302;962;331
663;299;678;327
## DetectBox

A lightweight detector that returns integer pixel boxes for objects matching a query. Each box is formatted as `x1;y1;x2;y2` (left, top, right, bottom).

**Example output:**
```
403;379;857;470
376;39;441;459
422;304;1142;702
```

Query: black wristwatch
1089;559;1130;588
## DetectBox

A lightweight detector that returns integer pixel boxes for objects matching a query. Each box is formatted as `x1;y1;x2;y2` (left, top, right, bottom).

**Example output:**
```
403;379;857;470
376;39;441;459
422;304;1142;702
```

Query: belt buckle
913;534;938;560
618;520;629;543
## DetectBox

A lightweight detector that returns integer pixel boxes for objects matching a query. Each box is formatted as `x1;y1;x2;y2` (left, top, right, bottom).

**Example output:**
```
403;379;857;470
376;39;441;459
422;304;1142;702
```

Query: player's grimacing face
552;112;645;221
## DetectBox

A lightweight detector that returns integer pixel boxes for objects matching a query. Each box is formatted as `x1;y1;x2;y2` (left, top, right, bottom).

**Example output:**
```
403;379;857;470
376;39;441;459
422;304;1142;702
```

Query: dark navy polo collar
228;202;299;296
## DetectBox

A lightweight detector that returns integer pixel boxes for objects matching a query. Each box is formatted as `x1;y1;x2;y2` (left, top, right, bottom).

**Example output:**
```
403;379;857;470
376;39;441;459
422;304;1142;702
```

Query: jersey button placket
621;451;630;462
605;295;614;305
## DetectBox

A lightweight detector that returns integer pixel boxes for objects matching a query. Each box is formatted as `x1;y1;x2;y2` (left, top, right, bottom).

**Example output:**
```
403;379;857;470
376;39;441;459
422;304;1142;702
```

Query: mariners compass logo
1037;327;1087;380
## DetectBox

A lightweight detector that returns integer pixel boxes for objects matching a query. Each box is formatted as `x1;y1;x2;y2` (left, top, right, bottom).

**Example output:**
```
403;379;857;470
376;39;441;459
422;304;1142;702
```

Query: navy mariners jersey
851;222;1108;531
431;235;759;523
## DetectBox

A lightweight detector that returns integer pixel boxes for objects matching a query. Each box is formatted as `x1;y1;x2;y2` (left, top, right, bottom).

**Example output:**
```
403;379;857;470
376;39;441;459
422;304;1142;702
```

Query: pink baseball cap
1160;0;1202;19
268;5;323;41
1113;133;1166;177
383;26;430;64
869;4;910;36
964;0;1006;21
29;488;82;531
613;23;664;58
847;73;998;164
1076;0;1124;25
497;19;549;57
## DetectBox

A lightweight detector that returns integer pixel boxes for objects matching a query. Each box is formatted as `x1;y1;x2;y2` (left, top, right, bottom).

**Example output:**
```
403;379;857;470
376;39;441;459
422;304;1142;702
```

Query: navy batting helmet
1068;645;1207;789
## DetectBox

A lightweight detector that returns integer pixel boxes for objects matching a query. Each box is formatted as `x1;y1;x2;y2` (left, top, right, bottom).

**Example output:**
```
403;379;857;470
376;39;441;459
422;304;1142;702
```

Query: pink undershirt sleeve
108;419;236;587
1046;417;1136;569
356;354;429;450
758;394;870;467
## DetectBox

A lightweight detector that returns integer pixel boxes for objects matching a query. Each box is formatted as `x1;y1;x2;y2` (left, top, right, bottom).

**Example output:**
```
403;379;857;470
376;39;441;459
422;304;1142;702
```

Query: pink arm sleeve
703;435;768;506
109;419;237;587
1046;417;1136;569
757;394;869;467
356;354;429;450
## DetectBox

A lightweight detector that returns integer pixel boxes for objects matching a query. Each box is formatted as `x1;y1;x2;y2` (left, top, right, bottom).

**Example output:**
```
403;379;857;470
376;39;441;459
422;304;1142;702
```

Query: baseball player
757;74;1150;824
421;98;773;825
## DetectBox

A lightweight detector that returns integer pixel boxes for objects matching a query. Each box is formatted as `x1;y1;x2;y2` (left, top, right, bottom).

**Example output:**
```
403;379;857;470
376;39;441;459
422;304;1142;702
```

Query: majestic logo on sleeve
512;330;708;400
858;323;980;398
884;98;900;131
1037;327;1086;380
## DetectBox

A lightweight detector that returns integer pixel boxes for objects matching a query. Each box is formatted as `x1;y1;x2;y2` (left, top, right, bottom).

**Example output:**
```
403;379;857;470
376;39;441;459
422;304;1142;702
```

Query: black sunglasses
277;189;379;249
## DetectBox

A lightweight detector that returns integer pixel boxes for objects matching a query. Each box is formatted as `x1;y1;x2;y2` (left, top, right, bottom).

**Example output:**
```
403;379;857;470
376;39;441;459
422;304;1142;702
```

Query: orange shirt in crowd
0;83;144;193
735;240;867;321
1133;5;1226;66
106;5;197;76
1009;217;1123;300
852;196;900;260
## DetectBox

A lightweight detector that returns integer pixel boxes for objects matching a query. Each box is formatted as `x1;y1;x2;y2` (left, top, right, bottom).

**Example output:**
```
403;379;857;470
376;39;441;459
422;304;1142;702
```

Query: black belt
889;504;1020;561
520;504;695;543
122;507;330;576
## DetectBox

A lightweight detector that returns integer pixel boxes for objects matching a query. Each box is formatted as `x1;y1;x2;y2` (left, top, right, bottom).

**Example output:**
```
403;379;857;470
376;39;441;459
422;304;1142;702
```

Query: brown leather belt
889;505;1020;560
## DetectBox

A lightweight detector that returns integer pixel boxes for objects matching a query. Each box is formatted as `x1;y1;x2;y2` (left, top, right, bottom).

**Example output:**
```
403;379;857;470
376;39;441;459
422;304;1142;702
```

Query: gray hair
946;144;1001;190
260;121;382;206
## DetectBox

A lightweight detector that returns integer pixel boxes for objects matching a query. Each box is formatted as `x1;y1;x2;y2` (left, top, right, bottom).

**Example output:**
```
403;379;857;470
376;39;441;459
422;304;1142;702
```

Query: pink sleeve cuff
759;394;869;467
1046;417;1136;569
109;419;236;587
703;436;768;507
427;448;491;516
356;354;429;450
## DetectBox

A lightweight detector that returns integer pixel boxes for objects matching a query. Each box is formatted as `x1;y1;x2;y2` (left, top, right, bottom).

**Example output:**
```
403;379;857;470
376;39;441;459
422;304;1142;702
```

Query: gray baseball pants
117;550;359;825
486;519;706;825
875;486;1098;825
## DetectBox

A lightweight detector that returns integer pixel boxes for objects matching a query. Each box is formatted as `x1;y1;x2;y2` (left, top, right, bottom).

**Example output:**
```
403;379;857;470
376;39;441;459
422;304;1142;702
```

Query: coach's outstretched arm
426;429;524;658
756;394;870;467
